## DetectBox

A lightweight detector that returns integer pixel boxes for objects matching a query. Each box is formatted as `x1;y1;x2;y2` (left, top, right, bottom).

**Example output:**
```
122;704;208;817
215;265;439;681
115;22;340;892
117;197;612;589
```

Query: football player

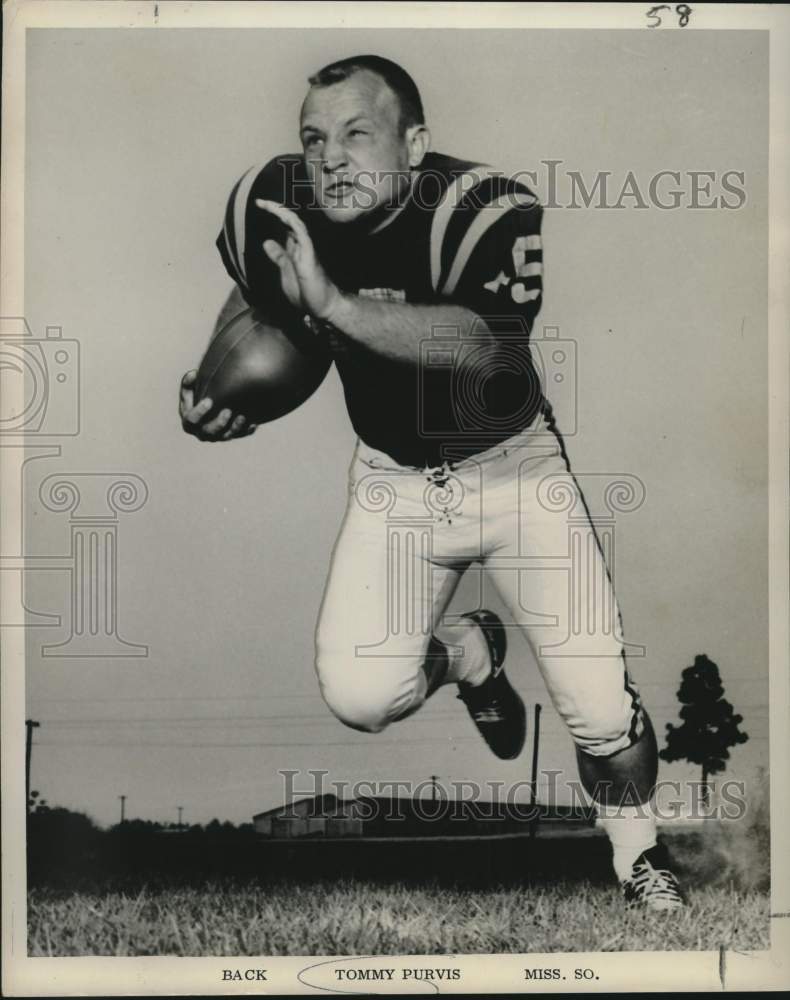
180;55;684;910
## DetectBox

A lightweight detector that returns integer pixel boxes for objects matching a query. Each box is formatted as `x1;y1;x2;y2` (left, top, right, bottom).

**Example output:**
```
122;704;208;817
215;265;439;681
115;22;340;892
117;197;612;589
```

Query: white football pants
315;405;644;758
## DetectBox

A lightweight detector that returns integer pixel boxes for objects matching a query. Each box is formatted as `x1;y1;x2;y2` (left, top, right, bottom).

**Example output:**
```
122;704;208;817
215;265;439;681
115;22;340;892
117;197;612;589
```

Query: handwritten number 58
646;4;692;28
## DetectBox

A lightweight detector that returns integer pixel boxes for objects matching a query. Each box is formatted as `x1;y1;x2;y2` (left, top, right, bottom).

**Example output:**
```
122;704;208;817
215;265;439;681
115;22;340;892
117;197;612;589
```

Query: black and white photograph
2;1;788;995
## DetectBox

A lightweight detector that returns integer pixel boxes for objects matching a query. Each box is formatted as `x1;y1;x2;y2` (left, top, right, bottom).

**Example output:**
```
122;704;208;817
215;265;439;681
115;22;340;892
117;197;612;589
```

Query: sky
17;27;768;827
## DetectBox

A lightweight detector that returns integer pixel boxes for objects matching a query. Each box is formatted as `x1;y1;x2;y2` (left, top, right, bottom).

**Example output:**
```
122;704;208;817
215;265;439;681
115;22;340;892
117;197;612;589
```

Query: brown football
195;308;331;425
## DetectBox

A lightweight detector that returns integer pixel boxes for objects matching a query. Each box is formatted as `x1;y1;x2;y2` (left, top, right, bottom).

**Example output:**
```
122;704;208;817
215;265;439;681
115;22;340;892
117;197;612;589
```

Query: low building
253;794;594;839
253;794;364;838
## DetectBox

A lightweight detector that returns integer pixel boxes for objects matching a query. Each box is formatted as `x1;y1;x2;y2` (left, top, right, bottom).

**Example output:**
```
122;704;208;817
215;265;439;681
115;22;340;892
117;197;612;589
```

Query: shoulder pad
429;164;538;295
221;154;303;289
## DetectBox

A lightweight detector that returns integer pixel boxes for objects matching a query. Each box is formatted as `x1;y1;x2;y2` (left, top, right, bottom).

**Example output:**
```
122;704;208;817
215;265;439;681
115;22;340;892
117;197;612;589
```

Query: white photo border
2;2;788;995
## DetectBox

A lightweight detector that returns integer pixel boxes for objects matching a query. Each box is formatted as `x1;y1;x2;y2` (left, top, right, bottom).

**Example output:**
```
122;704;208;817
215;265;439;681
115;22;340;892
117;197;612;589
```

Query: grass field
28;877;769;957
27;802;772;958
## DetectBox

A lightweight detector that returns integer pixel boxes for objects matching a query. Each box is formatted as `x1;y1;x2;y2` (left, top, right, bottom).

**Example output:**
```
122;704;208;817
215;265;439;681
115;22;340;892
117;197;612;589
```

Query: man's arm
215;252;485;366
324;191;546;364
325;295;492;363
257;198;498;364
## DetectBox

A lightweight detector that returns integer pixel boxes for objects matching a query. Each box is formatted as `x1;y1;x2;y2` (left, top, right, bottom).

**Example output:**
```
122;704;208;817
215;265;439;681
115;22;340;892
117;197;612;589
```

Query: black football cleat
622;844;686;911
456;609;527;760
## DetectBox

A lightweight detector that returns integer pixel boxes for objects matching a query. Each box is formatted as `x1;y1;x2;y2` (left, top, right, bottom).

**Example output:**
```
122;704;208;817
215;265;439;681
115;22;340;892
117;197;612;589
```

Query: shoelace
470;700;506;723
625;860;683;903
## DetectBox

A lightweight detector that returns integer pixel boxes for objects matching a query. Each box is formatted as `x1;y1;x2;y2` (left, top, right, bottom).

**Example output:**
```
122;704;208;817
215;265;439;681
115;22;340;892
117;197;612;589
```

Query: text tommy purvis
334;967;462;981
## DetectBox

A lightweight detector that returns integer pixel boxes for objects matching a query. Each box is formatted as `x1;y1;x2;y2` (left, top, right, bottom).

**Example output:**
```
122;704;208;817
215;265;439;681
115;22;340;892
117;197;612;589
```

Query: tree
27;803;104;887
28;789;49;814
659;653;749;806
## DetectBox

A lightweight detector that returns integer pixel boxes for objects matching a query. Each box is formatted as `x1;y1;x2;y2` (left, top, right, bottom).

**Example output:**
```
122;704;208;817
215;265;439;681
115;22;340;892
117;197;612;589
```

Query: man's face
300;70;416;224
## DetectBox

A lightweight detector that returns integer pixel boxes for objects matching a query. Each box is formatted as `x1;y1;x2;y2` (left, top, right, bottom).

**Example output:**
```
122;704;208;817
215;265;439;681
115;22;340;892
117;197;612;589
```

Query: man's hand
179;369;257;442
256;199;343;322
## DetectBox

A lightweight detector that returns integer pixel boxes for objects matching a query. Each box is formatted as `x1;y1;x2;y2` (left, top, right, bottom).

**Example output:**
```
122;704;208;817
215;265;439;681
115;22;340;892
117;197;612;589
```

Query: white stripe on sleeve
441;191;537;297
429;165;494;293
227;163;263;287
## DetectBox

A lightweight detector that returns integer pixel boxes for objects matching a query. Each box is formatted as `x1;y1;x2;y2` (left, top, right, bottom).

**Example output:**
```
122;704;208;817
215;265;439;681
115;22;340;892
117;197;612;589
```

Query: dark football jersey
217;152;545;468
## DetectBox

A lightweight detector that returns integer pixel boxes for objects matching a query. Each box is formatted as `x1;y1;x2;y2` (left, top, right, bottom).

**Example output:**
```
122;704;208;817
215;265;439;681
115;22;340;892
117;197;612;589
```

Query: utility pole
177;805;184;829
25;719;40;813
529;704;542;839
119;795;126;824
